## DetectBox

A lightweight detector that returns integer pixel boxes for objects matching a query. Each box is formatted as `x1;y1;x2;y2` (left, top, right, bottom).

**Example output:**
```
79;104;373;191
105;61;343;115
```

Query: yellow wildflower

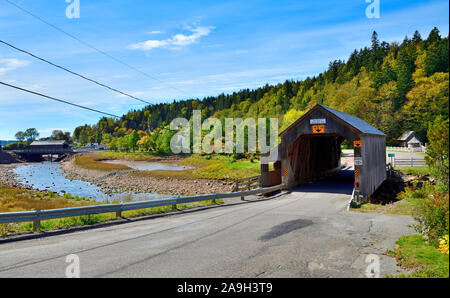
438;235;449;255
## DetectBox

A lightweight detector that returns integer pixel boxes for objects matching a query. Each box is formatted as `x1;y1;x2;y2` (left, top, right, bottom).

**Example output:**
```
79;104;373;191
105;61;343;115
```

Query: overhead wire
0;39;152;105
0;81;121;118
3;0;193;98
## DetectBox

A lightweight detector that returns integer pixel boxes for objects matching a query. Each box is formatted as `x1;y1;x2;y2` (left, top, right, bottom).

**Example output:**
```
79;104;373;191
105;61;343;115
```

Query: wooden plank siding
360;135;386;196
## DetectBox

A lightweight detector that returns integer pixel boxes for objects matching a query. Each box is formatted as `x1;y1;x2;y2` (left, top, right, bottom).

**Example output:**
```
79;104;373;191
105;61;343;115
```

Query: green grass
178;154;260;179
387;234;449;278
0;183;95;213
396;166;431;176
353;199;418;216
95;151;161;161
74;155;131;171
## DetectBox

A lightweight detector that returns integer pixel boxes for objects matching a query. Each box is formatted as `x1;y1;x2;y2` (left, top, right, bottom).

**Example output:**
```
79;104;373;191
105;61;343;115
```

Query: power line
0;39;152;105
0;81;120;119
4;0;193;98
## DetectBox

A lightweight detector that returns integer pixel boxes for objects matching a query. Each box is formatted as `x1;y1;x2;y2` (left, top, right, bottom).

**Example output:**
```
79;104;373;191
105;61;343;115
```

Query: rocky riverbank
60;155;234;196
0;163;33;190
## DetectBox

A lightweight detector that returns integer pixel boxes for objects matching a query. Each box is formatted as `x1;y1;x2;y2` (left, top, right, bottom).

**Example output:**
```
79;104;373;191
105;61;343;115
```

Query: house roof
30;140;68;146
397;131;420;142
280;104;386;137
407;136;421;144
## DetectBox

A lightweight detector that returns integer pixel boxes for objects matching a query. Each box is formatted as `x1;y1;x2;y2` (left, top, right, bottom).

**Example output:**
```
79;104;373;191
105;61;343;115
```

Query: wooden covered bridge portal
261;104;387;197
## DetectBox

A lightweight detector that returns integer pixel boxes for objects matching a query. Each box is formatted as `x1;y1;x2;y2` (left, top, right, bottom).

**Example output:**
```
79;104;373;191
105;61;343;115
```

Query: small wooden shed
261;104;387;197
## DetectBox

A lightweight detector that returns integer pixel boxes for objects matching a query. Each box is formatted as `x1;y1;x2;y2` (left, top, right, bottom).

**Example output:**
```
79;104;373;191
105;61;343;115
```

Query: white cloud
128;26;215;51
148;30;164;34
0;58;31;75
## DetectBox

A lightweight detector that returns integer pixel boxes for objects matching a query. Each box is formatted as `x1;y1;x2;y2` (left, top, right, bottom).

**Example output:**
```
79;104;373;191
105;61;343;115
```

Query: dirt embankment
0;151;24;165
61;155;234;196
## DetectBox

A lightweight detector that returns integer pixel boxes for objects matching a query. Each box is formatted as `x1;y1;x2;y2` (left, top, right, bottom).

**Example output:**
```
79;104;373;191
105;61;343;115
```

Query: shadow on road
290;169;354;195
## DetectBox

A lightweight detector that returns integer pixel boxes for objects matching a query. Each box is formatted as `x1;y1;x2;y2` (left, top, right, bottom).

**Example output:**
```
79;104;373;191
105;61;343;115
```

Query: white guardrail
386;146;426;153
0;185;283;232
389;158;426;167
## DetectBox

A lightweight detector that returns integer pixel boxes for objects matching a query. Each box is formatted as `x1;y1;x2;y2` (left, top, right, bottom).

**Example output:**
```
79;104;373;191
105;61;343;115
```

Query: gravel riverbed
60;155;234;196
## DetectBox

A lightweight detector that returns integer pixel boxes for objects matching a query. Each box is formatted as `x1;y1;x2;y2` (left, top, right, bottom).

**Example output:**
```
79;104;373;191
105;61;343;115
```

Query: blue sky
0;0;448;140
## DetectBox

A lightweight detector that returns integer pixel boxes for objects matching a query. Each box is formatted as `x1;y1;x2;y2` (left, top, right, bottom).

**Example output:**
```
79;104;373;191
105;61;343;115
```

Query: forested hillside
73;28;449;152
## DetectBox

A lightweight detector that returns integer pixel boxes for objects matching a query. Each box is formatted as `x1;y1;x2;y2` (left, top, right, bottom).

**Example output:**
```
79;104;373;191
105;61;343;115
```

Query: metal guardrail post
33;210;41;232
116;206;122;218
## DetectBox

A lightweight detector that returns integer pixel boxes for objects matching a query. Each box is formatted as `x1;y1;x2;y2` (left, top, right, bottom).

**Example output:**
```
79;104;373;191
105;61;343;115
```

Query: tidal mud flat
60;155;234;196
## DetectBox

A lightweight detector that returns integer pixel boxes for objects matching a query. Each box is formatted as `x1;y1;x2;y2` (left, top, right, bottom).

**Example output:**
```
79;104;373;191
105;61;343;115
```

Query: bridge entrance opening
287;134;347;184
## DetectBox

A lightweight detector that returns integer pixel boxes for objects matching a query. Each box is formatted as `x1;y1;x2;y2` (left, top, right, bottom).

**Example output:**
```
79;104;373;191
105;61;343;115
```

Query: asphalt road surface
0;170;415;278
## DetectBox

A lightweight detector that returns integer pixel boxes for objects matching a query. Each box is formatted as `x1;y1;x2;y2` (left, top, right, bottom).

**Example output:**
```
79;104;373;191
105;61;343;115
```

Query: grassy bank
74;153;261;180
387;234;449;278
0;183;95;213
396;166;431;177
74;154;131;171
94;151;161;161
351;185;428;216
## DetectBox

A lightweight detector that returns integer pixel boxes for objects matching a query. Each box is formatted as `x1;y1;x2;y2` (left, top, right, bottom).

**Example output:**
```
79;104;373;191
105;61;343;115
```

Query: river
13;162;172;202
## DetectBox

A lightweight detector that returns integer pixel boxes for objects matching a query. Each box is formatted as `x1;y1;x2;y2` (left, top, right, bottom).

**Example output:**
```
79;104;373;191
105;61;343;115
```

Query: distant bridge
13;140;73;158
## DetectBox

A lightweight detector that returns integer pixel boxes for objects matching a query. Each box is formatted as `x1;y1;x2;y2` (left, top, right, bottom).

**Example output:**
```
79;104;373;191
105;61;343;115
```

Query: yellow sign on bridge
312;125;325;134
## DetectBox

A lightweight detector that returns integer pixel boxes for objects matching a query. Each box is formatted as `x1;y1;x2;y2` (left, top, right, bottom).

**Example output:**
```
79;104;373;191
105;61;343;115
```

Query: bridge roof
30;140;68;146
280;104;386;137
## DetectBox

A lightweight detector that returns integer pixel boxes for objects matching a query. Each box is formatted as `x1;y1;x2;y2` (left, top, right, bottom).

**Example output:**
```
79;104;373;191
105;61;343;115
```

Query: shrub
425;116;449;192
4;142;29;150
413;190;449;246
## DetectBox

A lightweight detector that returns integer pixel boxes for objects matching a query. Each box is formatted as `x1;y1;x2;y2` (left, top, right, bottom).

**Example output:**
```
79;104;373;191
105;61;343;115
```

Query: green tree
15;131;25;142
51;130;64;140
127;130;140;152
424;39;449;76
396;46;416;108
109;138;118;151
23;128;39;142
102;133;113;145
137;135;154;152
79;130;89;146
425;116;449;191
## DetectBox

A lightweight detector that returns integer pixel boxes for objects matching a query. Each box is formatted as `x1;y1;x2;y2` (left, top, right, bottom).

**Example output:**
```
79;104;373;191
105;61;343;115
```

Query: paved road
0;171;415;278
